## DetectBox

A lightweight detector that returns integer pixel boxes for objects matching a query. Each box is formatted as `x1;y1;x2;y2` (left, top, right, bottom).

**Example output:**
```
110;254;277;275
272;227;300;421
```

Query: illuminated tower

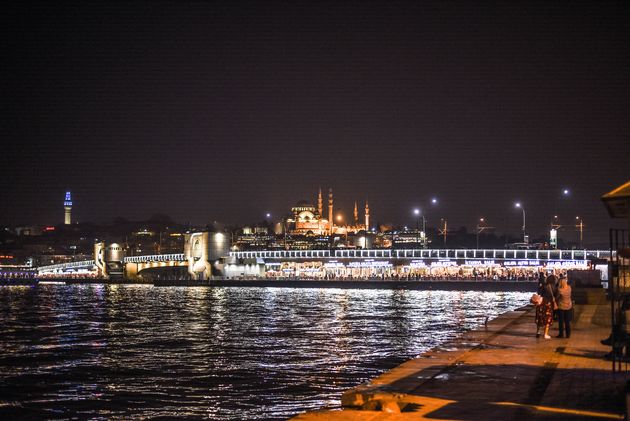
365;200;370;231
328;188;333;234
318;187;323;216
354;201;359;224
64;191;72;225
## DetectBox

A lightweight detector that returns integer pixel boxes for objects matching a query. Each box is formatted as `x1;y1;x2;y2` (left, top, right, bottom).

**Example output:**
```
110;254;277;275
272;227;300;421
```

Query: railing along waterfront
229;248;611;261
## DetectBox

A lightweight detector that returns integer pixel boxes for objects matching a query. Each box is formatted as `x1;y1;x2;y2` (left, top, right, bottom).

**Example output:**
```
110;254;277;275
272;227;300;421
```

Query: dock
292;288;629;420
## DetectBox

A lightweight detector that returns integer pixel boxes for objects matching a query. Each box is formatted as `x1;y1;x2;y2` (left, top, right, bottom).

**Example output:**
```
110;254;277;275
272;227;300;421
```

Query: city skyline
2;3;629;246
2;186;615;248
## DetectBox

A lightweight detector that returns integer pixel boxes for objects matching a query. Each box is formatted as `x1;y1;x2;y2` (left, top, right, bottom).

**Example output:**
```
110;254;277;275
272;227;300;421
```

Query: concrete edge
340;307;531;409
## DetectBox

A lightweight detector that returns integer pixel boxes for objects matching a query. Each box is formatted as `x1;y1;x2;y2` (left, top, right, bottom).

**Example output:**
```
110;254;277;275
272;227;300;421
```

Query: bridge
37;254;186;276
37;231;223;280
35;246;613;280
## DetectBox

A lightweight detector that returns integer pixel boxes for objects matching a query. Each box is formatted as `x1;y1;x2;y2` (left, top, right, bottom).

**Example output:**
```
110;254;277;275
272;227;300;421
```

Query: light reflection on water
0;285;529;419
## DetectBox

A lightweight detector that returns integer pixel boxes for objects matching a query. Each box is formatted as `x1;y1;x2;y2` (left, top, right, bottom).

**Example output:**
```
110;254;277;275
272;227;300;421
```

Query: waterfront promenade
293;289;629;420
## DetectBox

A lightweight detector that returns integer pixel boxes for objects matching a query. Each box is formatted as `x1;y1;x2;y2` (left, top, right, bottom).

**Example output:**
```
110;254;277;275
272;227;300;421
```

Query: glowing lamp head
515;202;521;208
431;198;437;204
266;213;271;218
563;189;570;196
413;208;420;216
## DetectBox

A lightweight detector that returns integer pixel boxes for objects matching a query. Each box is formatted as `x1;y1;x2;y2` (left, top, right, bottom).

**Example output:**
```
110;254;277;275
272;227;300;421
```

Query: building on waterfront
64;191;72;225
287;188;370;236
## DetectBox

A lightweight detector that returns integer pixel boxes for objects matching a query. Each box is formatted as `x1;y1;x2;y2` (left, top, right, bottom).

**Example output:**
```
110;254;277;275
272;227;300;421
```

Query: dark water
0;284;529;419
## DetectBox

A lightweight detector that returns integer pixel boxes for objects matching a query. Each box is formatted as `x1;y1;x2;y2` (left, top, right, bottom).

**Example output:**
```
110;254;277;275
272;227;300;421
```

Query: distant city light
563;189;570;196
266;213;271;218
431;198;438;204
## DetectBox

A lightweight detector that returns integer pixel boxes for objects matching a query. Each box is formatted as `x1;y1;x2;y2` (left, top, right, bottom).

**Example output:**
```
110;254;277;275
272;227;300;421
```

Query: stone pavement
292;289;630;420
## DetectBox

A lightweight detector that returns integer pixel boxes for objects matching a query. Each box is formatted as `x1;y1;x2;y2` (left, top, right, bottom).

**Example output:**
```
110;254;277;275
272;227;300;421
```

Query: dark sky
2;2;629;246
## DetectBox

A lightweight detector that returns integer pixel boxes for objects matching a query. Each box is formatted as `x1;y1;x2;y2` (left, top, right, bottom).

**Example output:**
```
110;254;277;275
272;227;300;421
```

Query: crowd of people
263;271;542;281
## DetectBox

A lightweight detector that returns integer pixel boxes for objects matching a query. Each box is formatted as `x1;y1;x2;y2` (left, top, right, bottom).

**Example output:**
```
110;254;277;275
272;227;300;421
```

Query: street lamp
476;218;484;250
413;208;427;247
476;218;495;249
413;208;421;246
551;215;560;229
515;202;526;243
575;216;584;249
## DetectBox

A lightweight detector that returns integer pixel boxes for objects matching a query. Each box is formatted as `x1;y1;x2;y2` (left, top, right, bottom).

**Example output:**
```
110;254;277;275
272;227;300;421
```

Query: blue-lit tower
64;191;72;225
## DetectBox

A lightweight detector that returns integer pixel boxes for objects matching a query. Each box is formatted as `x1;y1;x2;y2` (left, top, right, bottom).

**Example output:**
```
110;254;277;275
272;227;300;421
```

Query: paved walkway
292;289;630;420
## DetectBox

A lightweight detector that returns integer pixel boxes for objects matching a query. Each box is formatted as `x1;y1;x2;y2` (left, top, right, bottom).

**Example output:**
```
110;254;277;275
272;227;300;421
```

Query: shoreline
25;278;540;291
154;279;538;291
292;287;625;420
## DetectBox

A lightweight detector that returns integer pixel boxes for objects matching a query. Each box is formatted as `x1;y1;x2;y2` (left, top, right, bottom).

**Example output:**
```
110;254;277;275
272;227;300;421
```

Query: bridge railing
37;260;96;273
124;253;185;263
228;248;612;261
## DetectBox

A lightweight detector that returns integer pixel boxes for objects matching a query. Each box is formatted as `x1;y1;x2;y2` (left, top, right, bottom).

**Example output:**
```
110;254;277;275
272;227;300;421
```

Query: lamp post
476;218;484;250
515;202;526;243
413;208;420;247
476;218;494;249
575;216;584;249
412;198;438;249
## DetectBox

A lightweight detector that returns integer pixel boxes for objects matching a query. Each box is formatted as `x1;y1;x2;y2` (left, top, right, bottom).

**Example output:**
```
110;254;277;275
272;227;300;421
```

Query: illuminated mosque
287;188;369;236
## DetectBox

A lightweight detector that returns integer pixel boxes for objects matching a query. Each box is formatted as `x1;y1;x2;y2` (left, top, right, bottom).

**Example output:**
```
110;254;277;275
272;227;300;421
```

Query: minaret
318;187;323;216
365;200;370;231
64;191;72;225
354;201;359;224
328;188;334;234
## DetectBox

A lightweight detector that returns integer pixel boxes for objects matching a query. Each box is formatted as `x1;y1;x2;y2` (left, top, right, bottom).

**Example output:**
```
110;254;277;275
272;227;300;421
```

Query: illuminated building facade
287;188;369;236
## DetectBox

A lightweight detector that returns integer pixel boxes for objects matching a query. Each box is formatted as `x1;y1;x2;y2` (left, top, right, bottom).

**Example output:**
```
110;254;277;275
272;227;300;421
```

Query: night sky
2;2;629;246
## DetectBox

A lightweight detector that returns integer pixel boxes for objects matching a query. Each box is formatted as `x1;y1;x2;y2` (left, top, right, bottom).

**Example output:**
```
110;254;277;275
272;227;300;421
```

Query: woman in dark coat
535;275;557;339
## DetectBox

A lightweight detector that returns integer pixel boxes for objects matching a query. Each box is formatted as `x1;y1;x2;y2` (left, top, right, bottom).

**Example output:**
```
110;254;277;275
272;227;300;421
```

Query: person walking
536;275;557;339
555;274;573;338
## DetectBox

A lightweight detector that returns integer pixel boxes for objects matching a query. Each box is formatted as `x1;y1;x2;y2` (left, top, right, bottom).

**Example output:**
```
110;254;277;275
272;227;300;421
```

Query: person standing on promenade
555;274;573;338
536;275;557;339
